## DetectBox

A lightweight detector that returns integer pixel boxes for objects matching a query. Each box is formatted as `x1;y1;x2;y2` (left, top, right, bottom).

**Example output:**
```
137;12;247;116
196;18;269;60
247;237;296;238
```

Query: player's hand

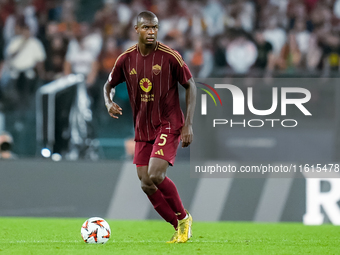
180;124;193;148
106;102;122;119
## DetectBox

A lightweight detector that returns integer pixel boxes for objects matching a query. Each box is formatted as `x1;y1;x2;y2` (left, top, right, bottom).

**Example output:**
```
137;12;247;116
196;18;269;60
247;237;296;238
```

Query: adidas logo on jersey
130;68;137;75
155;149;164;156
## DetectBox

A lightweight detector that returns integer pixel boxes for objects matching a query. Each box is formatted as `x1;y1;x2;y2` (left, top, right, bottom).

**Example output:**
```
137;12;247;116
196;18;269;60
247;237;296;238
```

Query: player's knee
149;173;164;186
141;183;156;195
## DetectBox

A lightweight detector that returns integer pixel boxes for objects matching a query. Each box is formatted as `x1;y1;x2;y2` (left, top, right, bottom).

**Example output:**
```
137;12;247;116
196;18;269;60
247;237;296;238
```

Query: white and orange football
81;217;111;244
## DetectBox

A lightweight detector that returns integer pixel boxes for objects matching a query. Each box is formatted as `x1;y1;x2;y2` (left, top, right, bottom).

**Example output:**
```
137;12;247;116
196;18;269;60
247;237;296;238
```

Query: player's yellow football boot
177;210;192;243
166;230;178;243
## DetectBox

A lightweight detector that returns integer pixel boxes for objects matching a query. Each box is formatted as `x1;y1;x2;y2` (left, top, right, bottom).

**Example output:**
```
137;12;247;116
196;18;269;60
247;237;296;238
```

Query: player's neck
138;42;157;57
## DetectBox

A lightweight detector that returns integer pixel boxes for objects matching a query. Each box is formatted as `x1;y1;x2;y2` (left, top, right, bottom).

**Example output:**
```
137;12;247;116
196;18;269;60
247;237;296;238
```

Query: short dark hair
136;11;158;26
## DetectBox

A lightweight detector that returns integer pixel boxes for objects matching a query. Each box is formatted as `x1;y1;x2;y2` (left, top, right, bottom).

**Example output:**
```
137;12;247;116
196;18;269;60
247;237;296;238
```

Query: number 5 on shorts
158;134;168;146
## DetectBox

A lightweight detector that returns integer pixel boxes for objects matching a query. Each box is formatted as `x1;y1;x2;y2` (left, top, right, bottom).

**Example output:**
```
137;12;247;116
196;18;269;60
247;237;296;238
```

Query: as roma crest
152;64;161;75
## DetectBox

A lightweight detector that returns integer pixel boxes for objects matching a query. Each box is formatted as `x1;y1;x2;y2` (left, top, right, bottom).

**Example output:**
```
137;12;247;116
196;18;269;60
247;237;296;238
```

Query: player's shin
147;189;178;229
156;177;187;220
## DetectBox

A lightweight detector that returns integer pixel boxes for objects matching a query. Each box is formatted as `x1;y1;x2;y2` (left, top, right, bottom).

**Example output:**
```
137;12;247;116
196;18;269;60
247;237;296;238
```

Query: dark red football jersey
108;42;192;142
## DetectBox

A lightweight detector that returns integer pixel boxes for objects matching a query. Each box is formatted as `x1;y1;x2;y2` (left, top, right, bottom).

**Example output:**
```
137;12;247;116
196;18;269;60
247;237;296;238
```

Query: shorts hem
150;155;174;166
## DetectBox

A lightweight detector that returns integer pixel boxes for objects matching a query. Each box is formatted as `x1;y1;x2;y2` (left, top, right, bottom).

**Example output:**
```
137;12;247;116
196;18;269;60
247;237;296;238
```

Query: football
81;217;111;244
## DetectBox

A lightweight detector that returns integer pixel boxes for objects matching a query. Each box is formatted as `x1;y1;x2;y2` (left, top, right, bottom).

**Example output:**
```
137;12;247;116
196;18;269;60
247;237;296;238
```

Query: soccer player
103;11;197;243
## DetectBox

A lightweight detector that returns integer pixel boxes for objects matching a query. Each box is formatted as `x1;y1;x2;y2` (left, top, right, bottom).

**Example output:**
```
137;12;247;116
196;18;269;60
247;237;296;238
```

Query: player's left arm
181;77;197;147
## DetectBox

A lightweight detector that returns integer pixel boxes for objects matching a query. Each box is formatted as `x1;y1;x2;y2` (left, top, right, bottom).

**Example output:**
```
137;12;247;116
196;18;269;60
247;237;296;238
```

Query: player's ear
134;25;138;33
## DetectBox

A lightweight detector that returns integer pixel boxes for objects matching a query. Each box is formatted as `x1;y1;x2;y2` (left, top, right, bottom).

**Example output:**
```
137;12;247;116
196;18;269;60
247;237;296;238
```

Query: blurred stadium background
0;0;340;225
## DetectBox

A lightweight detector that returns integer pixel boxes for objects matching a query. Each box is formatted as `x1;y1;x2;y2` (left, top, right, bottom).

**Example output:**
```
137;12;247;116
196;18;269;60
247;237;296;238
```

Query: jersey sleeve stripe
158;43;184;60
113;45;137;67
158;44;183;59
126;44;137;51
158;46;184;67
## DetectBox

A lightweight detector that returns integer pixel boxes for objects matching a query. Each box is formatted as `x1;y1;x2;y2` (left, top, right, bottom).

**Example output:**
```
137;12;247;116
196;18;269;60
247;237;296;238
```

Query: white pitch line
112;240;230;243
2;240;82;244
2;240;230;244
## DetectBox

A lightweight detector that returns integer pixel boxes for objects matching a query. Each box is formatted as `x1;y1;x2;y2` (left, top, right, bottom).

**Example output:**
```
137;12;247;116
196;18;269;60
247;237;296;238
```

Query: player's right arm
104;82;122;119
103;54;126;119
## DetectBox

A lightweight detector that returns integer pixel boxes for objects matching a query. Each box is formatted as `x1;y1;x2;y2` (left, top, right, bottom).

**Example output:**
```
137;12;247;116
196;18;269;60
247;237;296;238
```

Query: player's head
135;11;158;45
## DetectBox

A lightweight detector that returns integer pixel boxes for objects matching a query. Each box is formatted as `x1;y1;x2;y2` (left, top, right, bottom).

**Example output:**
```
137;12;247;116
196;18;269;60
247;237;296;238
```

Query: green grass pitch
0;217;339;255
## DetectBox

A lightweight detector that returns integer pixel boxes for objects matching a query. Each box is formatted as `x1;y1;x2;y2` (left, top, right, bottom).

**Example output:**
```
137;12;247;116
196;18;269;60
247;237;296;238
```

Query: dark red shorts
133;133;181;166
